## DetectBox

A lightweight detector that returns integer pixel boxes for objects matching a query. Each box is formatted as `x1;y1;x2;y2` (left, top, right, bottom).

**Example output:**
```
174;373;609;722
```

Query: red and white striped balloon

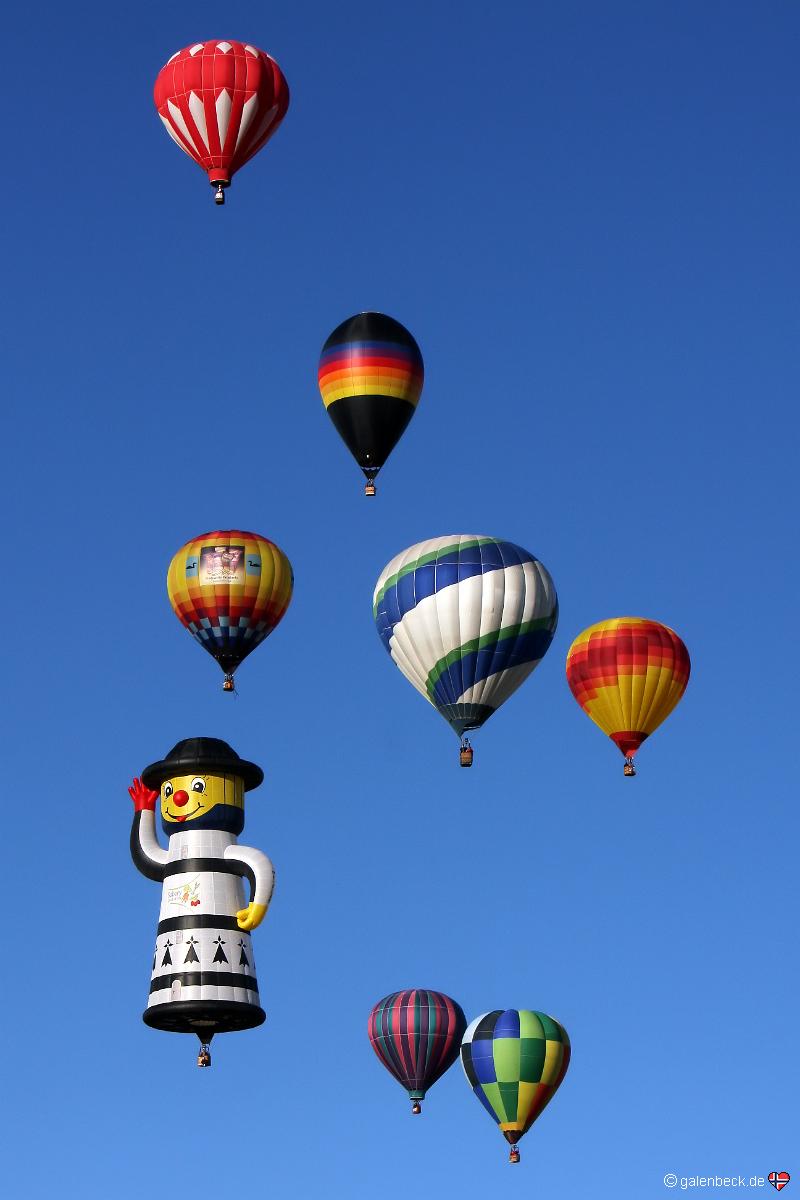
154;40;289;202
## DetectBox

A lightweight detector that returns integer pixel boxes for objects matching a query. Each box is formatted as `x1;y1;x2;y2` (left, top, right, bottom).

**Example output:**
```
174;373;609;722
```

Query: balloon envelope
368;990;467;1107
461;1009;570;1152
565;617;690;761
154;40;289;192
374;535;558;736
167;530;293;682
319;312;423;485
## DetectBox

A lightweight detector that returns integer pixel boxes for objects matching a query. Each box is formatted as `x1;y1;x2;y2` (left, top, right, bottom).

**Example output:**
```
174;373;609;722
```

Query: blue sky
3;2;797;1196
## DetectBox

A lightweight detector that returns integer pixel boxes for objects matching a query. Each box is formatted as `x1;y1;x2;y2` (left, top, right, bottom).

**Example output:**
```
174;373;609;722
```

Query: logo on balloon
168;878;201;908
200;545;244;585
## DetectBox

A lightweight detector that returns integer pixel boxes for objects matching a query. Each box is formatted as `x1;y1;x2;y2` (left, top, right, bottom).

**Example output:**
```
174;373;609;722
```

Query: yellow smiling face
160;773;244;825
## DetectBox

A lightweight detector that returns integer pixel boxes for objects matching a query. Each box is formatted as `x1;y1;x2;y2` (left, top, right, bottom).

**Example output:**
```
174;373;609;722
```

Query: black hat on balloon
141;738;263;792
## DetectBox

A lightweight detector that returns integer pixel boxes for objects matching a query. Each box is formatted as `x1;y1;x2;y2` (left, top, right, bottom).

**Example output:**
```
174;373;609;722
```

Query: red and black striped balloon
368;989;467;1110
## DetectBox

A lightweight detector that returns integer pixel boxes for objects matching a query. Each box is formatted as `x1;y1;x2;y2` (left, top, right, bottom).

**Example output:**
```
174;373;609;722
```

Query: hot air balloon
167;530;293;691
565;617;690;776
318;313;423;495
368;990;467;1114
154;40;289;204
128;738;275;1066
373;536;558;764
460;1009;570;1164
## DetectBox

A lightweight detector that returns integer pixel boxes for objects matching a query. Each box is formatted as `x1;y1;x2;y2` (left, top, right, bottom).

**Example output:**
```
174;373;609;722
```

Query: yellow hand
236;902;267;931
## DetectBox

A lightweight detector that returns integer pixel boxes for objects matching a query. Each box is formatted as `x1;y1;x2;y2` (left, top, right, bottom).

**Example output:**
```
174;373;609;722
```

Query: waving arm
128;778;169;882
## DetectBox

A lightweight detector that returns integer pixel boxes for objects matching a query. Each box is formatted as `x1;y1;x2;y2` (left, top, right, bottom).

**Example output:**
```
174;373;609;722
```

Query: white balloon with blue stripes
373;535;558;745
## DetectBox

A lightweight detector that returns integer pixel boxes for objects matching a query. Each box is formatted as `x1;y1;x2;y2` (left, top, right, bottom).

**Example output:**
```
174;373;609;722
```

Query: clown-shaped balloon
128;738;275;1064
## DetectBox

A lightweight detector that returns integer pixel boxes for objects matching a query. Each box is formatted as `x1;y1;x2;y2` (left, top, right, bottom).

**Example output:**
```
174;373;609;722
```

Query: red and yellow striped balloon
566;618;690;771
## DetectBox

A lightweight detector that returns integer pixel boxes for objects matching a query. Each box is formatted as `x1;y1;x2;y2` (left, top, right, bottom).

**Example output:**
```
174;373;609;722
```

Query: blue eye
163;782;173;798
191;778;206;794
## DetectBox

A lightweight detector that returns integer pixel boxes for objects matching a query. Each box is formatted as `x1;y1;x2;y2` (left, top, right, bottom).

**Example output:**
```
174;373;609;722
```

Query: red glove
129;777;158;812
